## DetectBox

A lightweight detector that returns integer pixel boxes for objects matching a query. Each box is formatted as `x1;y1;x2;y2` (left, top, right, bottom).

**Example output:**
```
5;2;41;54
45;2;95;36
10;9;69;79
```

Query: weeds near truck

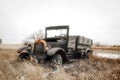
0;47;120;80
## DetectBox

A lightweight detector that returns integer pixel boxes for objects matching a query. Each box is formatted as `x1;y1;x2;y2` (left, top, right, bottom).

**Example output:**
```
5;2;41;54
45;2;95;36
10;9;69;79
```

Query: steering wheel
59;34;67;39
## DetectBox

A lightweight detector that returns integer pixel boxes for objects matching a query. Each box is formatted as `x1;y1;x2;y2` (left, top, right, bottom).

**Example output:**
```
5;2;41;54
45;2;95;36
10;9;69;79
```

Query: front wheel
17;52;31;62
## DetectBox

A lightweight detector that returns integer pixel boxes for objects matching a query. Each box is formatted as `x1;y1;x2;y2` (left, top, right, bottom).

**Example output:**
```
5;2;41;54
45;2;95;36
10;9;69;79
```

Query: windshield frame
45;26;69;39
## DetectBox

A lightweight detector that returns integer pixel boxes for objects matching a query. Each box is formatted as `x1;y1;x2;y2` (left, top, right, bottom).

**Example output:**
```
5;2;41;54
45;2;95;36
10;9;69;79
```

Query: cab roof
46;25;69;30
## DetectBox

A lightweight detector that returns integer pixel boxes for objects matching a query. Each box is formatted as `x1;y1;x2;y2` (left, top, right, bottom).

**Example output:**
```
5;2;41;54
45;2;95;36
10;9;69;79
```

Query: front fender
47;48;67;61
17;52;31;62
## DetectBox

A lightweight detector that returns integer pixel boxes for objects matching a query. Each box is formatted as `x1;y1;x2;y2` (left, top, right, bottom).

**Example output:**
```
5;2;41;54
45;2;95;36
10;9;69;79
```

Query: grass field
0;44;120;80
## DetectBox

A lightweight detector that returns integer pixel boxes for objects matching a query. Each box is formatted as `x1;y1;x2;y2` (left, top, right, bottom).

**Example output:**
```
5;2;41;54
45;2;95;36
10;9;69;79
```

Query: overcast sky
0;0;120;45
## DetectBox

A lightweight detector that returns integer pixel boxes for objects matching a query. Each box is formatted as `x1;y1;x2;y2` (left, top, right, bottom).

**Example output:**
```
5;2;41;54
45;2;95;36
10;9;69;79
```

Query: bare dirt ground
0;44;120;80
0;44;24;49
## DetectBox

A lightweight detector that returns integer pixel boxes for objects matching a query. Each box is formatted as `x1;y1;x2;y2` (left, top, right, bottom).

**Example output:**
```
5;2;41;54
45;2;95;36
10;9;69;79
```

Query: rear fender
47;48;67;61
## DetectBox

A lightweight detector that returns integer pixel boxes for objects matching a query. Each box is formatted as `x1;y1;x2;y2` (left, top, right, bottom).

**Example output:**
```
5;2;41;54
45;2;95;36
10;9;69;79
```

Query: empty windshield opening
46;29;67;38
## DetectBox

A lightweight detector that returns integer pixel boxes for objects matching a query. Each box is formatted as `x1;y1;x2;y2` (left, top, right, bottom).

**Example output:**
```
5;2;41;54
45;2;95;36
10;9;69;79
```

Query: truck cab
45;26;69;52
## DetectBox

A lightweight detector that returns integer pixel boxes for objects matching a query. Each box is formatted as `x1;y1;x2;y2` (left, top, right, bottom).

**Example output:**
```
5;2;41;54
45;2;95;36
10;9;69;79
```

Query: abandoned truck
17;25;93;64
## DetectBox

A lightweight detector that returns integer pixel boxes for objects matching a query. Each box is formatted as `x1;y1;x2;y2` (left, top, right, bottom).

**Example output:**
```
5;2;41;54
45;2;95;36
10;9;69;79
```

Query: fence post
0;38;2;44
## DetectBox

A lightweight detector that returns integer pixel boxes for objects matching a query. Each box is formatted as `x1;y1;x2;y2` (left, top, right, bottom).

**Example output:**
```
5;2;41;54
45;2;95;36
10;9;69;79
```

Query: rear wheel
76;52;82;59
86;53;89;59
51;54;62;70
84;51;91;59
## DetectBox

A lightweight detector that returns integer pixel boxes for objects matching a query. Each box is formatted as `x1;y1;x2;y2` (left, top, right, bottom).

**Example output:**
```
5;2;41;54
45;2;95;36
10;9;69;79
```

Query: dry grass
0;60;73;80
0;47;120;80
92;46;120;51
0;49;73;80
92;46;120;54
64;55;120;80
